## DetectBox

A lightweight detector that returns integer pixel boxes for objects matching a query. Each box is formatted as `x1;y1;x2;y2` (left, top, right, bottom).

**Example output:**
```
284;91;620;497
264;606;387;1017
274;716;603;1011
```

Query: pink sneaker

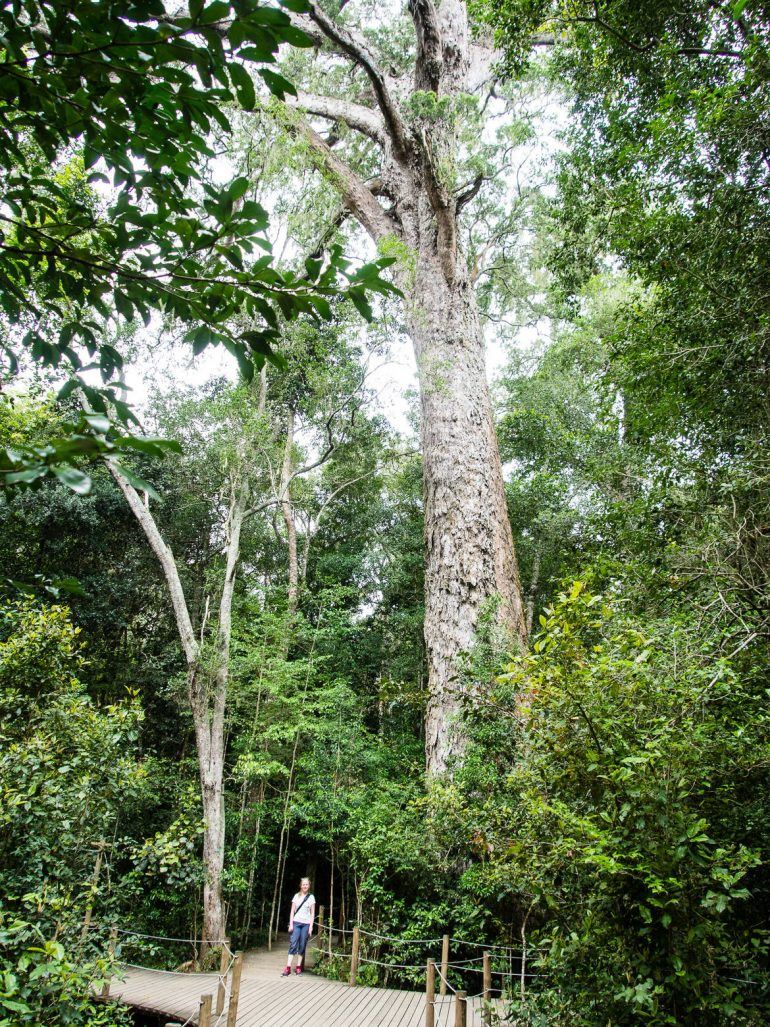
281;967;291;977
295;966;303;975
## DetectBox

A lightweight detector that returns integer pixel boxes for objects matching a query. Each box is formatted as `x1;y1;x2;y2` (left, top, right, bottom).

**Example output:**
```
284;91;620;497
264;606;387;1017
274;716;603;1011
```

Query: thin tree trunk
525;550;541;636
268;721;303;944
242;776;265;938
280;407;299;617
108;462;247;949
328;845;335;956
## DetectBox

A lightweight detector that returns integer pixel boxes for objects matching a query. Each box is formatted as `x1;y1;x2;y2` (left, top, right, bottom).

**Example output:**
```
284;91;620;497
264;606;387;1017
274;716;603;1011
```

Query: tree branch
293;114;398;243
295;90;386;144
409;0;443;92
106;460;198;668
456;173;485;211
305;2;411;160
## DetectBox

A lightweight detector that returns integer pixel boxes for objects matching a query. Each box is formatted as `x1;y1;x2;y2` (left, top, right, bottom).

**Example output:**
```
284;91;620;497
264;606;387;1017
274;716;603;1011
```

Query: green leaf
227;175;251;202
114;291;134;321
115;436;183;456
57;379;80;402
83;414;111;434
52;466;92;495
347;288;373;321
4;467;46;486
259;68;297;100
192;325;215;356
229;63;256;110
111;462;161;501
201;1;230;23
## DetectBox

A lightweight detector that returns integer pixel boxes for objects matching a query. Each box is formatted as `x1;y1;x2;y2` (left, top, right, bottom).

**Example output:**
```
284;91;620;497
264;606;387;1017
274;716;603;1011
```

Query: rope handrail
358;927;443;945
359;955;427;970
112;925;234;948
444;961;545;979
88;921;234;950
119;961;222;976
338;922;546;953
120;952;235;976
449;935;548;953
434;965;457;995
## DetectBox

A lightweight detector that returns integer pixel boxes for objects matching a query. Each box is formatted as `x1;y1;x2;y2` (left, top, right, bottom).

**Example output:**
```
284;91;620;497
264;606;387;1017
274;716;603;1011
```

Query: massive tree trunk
284;0;527;773
411;254;526;769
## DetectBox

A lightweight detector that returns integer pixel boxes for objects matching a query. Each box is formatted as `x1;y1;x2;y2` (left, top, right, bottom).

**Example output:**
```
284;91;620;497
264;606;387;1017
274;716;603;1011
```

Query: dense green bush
454;583;770;1024
0;600;143;1024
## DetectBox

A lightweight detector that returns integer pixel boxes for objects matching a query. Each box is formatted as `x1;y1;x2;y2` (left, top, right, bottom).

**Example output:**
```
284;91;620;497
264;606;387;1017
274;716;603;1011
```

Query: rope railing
313;909;549;1017
354;923;545;953
92;924;245;1027
434;964;457;995
101;912;542;1026
360;943;436;973
358;926;444;945
111;926;234;949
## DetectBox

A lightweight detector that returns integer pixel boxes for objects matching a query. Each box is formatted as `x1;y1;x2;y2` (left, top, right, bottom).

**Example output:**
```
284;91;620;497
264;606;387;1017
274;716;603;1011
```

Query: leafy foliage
0;0;399;487
0;599;143;1024
3;2;770;1021
455;583;770;1024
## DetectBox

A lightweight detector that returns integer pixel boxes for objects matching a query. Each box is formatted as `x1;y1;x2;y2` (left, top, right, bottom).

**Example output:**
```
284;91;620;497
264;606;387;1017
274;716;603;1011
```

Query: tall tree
270;0;529;772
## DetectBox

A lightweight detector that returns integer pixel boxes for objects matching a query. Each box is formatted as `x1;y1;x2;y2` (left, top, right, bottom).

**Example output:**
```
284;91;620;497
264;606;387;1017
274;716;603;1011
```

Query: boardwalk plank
317;982;365;1025
259;980;332;1026
341;984;389;1027
254;976;340;1026
109;945;439;1027
383;985;419;1027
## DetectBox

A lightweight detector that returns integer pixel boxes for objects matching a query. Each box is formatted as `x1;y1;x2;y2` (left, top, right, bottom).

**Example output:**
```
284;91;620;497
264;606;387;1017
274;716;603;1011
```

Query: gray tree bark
287;0;527;773
109;461;247;948
410;253;526;768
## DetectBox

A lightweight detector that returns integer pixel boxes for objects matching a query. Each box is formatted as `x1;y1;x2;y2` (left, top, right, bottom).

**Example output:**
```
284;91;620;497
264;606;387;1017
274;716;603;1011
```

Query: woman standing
281;877;315;976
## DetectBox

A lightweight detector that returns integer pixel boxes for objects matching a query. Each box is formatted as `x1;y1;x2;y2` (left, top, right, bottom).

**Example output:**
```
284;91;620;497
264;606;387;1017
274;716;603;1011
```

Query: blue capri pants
288;922;310;955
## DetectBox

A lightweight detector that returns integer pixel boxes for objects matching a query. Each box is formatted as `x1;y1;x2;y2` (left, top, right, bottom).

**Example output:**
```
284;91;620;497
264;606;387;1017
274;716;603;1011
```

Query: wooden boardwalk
108;937;504;1026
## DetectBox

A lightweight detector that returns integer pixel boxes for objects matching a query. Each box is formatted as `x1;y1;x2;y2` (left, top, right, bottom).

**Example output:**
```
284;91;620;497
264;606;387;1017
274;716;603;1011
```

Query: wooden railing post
318;904;325;941
348;925;360;986
198;993;212;1027
425;958;435;1027
100;926;118;999
454;990;467;1027
482;951;492;1026
226;951;243;1027
215;939;230;1016
439;934;449;997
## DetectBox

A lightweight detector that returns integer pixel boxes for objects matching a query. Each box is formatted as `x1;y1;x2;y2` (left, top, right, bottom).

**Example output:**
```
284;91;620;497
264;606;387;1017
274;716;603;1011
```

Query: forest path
106;933;500;1025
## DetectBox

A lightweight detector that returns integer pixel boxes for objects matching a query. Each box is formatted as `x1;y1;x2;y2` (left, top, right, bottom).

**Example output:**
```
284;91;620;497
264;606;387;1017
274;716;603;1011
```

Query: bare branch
456;173;485;211
293;114;398;243
409;0;443;92
305;1;411;159
295;90;387;145
106;460;198;668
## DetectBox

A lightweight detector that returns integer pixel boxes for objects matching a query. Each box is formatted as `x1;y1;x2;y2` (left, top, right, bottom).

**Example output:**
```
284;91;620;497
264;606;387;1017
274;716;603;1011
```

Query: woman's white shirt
292;892;315;924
